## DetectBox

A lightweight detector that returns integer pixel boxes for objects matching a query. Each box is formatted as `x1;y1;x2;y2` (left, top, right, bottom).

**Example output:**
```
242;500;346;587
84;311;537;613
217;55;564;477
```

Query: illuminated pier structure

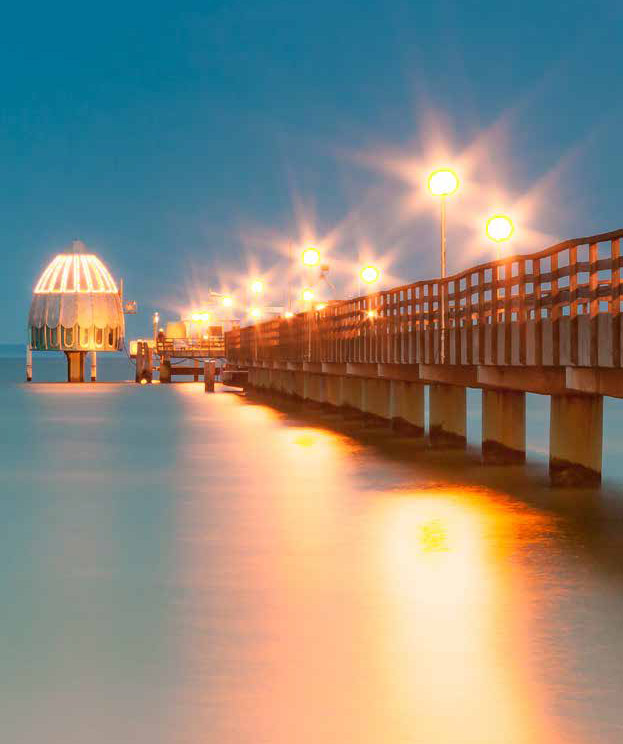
27;241;127;382
225;229;623;486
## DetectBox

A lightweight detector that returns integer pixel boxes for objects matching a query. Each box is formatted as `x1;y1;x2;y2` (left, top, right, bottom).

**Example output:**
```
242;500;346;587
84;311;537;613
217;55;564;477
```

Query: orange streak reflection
171;388;580;744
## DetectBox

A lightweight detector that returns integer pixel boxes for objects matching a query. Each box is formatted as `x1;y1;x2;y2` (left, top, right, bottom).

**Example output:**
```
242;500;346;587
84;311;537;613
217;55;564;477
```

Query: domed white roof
34;252;119;294
28;241;125;352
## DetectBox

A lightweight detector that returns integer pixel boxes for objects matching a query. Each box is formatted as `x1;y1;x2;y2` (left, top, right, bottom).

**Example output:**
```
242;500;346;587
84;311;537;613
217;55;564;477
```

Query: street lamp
428;168;459;362
302;288;314;303
360;265;381;285
221;295;234;308
486;215;514;259
249;307;261;319
250;279;263;295
302;245;320;267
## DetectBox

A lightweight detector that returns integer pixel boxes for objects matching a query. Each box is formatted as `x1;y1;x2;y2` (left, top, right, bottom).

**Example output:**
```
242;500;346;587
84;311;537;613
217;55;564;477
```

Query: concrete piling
135;342;153;384
429;383;466;448
26;344;32;382
65;351;86;383
549;394;603;486
362;377;392;425
204;361;215;392
482;390;526;463
159;359;171;384
390;380;425;436
90;351;97;382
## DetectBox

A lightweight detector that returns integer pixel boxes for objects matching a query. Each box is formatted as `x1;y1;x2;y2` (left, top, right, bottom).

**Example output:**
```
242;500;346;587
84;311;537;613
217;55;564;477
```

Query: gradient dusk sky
2;1;622;342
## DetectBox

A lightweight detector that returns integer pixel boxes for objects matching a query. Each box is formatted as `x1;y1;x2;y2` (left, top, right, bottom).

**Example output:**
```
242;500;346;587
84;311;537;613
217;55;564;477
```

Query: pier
225;228;623;486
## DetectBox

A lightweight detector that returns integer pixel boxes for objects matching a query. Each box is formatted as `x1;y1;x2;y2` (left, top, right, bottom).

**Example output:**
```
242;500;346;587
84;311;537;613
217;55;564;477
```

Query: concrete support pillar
549;394;603;486
159;359;172;383
193;359;200;382
282;370;295;396
293;371;305;399
390;380;425;436
204;361;215;392
89;351;97;382
341;376;364;414
65;351;85;383
429;383;466;448
325;375;344;408
482;390;526;464
362;378;392;423
136;343;153;384
303;373;325;404
26;344;32;382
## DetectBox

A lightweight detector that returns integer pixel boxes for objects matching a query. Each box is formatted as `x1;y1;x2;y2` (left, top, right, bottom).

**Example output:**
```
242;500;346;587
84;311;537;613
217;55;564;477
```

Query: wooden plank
569;245;579;365
589;242;599;366
612;238;621;367
534;258;543;366
551;252;560;366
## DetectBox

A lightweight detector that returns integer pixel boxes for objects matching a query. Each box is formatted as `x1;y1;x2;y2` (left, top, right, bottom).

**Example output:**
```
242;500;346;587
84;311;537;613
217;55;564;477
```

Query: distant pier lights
27;240;126;382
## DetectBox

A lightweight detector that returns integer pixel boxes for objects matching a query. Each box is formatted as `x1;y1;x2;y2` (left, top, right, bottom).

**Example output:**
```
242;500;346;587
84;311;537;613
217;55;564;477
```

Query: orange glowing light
284;311;294;319
486;215;514;243
428;168;459;197
302;245;321;266
250;307;262;319
34;254;118;294
190;312;210;322
251;280;263;295
367;309;377;318
315;303;326;310
360;265;380;284
221;295;234;307
302;289;314;302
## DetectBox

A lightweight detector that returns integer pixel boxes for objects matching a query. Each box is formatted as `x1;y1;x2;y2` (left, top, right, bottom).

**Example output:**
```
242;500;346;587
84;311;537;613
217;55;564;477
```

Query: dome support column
26;344;33;382
65;351;86;383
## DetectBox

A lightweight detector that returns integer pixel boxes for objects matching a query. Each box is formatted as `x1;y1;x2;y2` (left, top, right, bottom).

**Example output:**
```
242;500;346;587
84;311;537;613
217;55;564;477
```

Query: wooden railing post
551;252;560;367
612;238;621;367
534;258;543;366
589;242;599;367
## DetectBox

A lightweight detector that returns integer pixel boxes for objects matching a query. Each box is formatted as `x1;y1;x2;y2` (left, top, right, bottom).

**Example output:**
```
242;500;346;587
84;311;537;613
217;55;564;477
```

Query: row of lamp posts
428;168;514;361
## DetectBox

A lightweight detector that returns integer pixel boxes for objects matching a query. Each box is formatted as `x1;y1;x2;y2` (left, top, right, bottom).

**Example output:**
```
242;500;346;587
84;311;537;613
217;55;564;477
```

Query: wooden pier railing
226;228;623;369
224;229;623;486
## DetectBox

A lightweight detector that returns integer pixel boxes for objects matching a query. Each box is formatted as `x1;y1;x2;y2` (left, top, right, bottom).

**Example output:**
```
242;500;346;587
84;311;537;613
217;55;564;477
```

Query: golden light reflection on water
171;389;579;744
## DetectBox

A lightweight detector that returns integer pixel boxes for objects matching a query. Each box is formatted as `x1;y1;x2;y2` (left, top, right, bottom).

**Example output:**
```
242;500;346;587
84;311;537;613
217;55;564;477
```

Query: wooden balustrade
226;229;623;369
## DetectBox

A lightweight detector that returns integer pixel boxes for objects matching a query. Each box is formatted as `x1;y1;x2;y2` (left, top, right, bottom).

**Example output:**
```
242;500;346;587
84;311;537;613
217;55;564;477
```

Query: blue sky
2;0;622;342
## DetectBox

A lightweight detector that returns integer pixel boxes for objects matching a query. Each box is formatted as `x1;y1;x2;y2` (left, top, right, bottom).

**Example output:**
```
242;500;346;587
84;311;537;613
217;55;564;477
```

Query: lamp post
428;168;459;362
152;312;160;342
359;264;381;318
486;215;514;259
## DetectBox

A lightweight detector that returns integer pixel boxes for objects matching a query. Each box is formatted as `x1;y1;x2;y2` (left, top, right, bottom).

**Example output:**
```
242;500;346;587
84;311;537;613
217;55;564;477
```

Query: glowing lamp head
360;265;380;284
302;245;320;266
284;311;294;319
221;295;234;307
302;288;314;302
315;303;326;311
191;312;210;322
428;168;459;197
367;309;377;319
250;307;261;319
486;215;514;243
250;280;263;295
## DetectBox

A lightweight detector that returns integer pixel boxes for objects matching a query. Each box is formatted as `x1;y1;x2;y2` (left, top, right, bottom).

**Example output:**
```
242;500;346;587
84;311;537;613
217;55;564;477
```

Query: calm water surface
2;354;623;743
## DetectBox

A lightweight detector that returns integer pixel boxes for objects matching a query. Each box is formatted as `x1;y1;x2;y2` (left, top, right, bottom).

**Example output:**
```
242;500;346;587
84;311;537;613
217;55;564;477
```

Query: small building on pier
27;240;125;381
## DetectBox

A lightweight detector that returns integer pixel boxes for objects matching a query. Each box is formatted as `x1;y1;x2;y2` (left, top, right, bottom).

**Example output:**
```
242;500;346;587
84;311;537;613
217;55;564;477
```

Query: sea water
2;348;623;743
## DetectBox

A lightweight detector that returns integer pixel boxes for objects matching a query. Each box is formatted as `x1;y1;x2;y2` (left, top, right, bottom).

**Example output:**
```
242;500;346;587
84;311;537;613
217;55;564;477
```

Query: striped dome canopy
28;241;125;352
34;253;119;294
